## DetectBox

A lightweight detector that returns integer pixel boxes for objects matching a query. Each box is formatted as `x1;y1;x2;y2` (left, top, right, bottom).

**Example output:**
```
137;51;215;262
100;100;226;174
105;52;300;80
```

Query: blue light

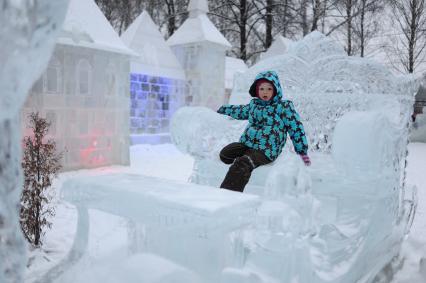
129;72;181;144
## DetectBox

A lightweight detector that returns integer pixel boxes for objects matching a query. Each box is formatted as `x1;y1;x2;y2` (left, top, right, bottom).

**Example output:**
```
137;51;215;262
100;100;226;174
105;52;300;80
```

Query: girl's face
258;82;275;101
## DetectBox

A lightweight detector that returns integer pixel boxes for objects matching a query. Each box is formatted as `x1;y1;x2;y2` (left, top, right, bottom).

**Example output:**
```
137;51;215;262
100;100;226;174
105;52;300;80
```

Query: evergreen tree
20;112;63;248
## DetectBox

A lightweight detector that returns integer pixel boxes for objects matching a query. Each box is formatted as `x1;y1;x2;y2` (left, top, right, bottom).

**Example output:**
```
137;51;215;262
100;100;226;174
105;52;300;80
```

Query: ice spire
189;0;209;18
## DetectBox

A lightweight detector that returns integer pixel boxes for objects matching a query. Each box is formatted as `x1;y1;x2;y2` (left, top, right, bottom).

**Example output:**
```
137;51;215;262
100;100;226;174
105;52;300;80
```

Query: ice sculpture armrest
170;106;246;159
298;110;401;200
332;111;399;179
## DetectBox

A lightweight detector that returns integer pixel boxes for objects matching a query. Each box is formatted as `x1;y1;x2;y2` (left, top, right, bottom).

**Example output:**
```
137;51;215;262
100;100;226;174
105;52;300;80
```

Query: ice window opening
106;62;117;96
77;59;92;95
46;110;57;135
184;46;200;69
46;57;62;94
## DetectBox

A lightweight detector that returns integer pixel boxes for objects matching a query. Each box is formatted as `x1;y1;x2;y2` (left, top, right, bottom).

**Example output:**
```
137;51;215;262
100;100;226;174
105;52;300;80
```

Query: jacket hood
249;71;283;103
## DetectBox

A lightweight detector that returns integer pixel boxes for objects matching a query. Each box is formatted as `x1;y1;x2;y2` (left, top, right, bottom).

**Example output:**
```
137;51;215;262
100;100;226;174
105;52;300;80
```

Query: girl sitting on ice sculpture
217;70;311;192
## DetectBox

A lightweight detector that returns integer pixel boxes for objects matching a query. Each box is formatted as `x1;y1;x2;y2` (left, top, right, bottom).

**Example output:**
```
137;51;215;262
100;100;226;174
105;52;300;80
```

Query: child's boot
220;155;254;192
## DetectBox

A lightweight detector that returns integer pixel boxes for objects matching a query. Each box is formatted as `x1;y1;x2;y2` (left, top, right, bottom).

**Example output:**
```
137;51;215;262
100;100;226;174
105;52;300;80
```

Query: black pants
219;142;272;192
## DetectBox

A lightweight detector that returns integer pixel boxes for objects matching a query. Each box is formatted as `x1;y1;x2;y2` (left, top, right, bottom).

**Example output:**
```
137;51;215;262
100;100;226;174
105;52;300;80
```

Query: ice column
0;1;69;282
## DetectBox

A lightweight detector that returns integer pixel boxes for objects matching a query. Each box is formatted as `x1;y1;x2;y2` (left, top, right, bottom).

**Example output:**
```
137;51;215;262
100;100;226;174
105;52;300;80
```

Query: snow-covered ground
25;143;425;283
390;143;426;283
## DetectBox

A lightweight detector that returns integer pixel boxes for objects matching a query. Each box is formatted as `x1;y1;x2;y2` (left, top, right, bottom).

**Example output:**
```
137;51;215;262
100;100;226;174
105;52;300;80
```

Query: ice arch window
46;57;62;94
184;45;199;69
46;111;57;135
106;63;116;96
76;59;92;95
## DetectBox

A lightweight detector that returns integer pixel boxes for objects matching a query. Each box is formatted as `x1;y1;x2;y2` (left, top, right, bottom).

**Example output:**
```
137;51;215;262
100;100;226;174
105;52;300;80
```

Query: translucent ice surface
53;173;259;283
230;31;417;152
0;1;69;282
170;31;418;283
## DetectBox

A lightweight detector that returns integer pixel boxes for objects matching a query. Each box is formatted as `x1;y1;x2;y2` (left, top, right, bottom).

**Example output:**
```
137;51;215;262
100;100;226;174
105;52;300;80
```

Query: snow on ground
25;143;425;282
390;143;426;283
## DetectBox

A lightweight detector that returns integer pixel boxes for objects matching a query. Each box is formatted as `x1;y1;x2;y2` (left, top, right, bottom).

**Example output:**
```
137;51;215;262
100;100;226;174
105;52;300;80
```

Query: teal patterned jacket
217;71;308;161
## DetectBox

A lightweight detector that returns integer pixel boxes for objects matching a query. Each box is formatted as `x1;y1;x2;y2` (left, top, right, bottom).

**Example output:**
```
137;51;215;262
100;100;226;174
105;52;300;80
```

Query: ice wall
0;1;69;282
23;45;131;170
129;74;186;142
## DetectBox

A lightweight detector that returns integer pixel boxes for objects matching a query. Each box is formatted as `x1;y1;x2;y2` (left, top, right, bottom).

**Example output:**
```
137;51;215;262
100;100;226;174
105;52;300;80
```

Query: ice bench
43;173;260;283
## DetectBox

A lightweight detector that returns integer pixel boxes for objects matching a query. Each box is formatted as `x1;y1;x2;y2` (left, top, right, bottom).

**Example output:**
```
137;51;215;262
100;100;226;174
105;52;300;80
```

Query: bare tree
311;0;328;32
95;0;189;37
95;0;144;35
209;0;266;61
296;0;339;36
332;0;359;55
347;0;354;55
253;0;296;49
300;0;310;35
275;0;300;37
388;0;426;73
265;0;274;48
159;0;189;37
330;0;384;56
352;0;384;57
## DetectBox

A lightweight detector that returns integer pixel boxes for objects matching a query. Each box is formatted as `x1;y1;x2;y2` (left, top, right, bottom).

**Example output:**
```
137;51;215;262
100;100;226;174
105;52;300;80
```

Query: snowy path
24;143;426;283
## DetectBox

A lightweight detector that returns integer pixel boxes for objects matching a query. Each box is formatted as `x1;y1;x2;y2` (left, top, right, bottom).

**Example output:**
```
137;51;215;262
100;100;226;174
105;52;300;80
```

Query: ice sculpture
0;1;69;282
225;57;248;103
23;0;132;170
230;31;416;152
260;35;294;61
170;32;418;282
53;174;260;283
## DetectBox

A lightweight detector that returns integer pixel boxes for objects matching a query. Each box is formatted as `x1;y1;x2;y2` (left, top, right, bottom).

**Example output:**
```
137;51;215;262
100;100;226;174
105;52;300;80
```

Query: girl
217;70;310;192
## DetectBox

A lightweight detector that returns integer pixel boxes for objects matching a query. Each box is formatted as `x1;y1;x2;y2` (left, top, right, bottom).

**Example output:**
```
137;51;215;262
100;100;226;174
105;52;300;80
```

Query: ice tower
121;11;187;144
167;0;232;110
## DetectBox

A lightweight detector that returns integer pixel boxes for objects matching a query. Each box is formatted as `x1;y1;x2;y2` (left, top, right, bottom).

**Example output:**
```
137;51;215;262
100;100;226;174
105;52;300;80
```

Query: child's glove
300;154;311;166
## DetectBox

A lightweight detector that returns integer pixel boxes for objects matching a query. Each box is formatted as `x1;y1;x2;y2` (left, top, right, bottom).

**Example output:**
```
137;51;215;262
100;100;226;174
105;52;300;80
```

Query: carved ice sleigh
170;32;418;282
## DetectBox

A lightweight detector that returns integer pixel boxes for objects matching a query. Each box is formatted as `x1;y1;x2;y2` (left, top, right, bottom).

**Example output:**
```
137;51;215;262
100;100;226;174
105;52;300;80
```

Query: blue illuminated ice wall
129;73;185;144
